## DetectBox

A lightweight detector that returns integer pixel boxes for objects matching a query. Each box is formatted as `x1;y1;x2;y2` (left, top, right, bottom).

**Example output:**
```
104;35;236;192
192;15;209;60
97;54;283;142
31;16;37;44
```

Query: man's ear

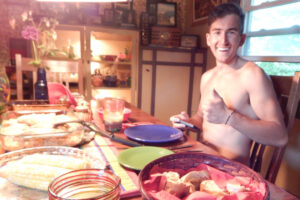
206;33;211;47
239;34;246;46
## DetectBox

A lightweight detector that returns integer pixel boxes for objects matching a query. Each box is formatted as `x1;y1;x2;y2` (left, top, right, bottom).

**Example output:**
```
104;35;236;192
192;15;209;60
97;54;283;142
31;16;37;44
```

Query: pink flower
21;25;40;41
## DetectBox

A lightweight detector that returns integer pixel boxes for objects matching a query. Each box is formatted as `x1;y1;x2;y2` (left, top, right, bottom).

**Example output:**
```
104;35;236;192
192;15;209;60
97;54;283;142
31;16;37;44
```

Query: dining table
86;100;298;200
0;99;297;200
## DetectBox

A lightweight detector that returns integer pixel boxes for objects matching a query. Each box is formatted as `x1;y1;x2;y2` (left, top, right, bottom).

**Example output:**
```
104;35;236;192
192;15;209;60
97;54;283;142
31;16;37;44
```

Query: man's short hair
208;3;245;34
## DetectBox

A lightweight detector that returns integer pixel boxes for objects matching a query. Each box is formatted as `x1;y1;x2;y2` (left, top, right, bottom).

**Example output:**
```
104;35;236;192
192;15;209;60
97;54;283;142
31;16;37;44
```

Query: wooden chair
250;71;300;183
15;54;84;100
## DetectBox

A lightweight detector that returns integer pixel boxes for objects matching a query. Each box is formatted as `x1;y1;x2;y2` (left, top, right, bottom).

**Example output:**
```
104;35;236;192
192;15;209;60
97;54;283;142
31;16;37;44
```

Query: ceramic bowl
139;152;269;200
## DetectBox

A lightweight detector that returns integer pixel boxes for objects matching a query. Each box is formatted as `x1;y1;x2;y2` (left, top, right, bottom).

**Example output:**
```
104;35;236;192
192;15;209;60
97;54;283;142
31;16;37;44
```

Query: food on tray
143;163;265;200
1;113;78;135
0;153;90;191
0;111;84;151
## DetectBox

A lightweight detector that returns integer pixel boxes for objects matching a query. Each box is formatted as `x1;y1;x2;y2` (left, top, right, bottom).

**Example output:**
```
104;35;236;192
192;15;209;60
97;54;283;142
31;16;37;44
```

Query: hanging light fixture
36;0;128;2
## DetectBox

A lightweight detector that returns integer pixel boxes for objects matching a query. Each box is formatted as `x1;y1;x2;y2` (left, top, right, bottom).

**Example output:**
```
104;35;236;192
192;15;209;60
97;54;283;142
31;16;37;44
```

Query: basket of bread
139;152;269;200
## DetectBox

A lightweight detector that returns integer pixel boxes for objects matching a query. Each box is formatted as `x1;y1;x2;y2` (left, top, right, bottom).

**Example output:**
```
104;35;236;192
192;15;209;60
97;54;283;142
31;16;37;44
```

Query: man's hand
170;111;190;129
202;89;229;124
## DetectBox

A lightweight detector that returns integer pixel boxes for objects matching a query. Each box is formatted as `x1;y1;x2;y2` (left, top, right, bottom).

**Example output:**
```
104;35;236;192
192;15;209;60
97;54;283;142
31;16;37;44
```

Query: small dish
117;146;173;171
99;55;117;62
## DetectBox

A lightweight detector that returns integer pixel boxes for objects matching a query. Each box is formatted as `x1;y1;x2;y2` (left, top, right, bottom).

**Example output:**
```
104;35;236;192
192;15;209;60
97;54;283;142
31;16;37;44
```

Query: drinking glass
102;98;124;132
48;169;121;200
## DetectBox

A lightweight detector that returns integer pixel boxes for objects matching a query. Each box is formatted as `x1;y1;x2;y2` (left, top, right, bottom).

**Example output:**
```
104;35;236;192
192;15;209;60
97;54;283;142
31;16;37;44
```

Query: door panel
154;65;190;125
141;64;152;114
191;67;202;115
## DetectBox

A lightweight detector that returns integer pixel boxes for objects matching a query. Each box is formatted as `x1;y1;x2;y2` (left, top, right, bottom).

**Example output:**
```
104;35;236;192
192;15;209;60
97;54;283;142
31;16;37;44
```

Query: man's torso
200;61;259;164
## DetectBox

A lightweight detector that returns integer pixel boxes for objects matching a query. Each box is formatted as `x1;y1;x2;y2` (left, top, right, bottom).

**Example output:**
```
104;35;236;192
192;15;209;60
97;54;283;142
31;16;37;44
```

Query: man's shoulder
241;61;267;79
202;67;217;78
240;62;271;89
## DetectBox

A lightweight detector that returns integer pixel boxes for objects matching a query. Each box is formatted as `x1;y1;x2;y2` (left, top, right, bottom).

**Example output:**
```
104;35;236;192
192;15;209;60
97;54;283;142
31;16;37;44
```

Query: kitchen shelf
90;59;131;65
86;26;139;104
55;25;138;104
92;86;130;90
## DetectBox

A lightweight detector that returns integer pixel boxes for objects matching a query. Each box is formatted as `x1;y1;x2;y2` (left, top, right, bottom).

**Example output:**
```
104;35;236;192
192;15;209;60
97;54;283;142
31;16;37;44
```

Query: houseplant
21;11;58;100
0;53;10;117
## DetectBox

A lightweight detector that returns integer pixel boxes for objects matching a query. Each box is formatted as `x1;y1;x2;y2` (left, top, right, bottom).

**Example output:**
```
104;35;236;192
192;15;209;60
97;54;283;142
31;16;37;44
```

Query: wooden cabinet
55;25;86;95
55;25;139;104
85;26;139;104
138;46;207;125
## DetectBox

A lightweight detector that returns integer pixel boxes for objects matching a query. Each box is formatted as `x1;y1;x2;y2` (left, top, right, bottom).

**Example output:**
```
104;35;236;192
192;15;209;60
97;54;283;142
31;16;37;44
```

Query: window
241;0;300;75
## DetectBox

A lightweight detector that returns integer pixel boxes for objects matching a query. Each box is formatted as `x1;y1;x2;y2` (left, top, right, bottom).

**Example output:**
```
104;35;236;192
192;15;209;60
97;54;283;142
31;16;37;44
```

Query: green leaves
28;60;41;67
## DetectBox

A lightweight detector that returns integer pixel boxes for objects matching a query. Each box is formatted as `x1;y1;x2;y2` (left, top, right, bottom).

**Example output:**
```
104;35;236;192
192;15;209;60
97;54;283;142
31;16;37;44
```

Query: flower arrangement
21;11;59;69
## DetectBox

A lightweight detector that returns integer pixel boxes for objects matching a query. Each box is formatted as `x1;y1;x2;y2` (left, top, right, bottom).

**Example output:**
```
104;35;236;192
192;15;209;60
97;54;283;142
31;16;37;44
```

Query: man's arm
227;65;288;146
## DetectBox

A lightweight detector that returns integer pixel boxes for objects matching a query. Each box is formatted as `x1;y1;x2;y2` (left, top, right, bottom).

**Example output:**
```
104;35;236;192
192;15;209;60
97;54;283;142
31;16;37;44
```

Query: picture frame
98;3;113;16
156;2;177;27
114;1;135;26
103;8;114;25
192;0;216;25
4;0;29;5
79;3;99;17
147;2;157;25
180;35;199;48
192;0;239;26
115;2;131;11
140;12;150;26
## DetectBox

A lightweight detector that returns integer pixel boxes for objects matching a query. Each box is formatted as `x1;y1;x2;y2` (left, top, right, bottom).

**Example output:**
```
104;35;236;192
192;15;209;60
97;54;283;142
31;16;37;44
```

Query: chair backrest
250;71;300;183
15;54;84;100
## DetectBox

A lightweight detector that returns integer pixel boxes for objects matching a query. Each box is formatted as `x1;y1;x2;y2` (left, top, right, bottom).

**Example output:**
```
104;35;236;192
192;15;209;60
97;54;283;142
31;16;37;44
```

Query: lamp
36;0;128;2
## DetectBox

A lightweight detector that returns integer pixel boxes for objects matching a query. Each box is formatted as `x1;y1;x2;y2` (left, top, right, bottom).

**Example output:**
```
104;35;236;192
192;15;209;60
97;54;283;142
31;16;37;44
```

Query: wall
184;1;215;71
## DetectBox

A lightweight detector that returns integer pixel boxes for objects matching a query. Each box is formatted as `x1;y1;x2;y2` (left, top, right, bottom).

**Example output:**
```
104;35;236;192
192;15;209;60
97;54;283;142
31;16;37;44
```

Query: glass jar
75;106;92;122
0;66;10;117
48;169;121;200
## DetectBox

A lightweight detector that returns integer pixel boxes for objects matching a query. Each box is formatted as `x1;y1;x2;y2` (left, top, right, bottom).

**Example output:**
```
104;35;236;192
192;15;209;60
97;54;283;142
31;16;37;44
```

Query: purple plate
124;125;183;143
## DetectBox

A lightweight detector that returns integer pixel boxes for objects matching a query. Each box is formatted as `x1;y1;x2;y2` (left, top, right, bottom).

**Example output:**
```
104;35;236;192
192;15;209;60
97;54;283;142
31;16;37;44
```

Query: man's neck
216;55;244;70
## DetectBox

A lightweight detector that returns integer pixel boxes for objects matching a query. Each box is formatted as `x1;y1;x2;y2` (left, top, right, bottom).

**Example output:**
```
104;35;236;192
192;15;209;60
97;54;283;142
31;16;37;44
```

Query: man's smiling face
206;14;245;65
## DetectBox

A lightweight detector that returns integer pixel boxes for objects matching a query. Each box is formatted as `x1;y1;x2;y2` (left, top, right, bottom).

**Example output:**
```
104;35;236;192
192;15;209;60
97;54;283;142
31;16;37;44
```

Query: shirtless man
170;3;288;164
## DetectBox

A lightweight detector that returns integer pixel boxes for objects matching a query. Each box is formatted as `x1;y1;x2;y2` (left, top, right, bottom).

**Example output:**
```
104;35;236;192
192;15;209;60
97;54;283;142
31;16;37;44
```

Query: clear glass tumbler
48;169;121;200
102;98;124;132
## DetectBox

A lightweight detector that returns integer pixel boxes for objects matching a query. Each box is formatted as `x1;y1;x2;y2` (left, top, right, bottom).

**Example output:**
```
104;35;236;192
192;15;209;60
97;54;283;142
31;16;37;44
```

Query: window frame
240;0;300;63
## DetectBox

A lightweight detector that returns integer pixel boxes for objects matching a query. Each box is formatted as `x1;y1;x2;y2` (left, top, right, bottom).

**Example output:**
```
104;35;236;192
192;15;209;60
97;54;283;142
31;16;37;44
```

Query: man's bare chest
202;75;249;111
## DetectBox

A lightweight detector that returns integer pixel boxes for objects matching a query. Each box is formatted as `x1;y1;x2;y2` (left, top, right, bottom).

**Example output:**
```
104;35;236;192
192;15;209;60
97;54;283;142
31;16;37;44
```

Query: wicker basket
139;152;270;200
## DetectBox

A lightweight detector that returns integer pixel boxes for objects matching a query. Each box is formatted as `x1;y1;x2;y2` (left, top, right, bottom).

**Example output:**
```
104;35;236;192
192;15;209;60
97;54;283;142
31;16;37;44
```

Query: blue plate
124;125;183;143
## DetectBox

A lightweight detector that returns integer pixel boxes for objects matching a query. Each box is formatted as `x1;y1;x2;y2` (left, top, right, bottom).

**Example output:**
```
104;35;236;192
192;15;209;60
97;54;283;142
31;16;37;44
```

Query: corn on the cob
0;162;70;191
21;154;90;170
0;154;90;191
